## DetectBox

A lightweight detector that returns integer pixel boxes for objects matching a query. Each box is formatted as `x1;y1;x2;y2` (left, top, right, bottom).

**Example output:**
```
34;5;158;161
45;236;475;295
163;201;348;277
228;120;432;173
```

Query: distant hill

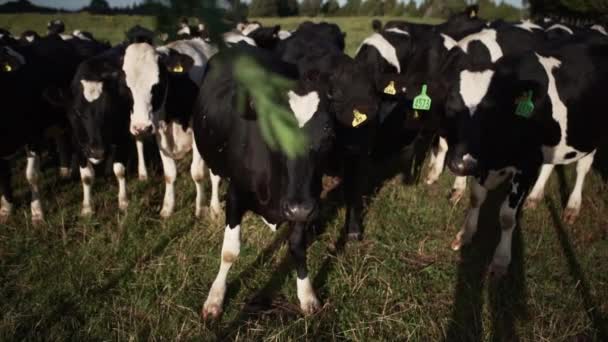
0;0;70;13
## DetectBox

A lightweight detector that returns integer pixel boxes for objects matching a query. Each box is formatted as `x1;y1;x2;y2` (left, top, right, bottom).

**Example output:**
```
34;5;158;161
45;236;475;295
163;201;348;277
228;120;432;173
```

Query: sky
1;0;523;10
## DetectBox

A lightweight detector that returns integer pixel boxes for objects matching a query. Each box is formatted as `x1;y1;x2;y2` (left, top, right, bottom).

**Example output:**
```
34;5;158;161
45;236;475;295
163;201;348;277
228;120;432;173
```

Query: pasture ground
0;14;607;341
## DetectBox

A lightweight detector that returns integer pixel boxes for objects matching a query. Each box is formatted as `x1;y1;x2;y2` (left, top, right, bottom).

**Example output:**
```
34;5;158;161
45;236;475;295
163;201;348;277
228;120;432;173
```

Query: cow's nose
448;154;478;176
282;201;316;222
88;147;105;160
131;123;154;137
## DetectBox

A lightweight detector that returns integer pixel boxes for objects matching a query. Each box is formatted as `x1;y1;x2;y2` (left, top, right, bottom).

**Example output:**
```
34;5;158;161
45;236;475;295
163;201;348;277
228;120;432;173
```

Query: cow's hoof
32;215;44;226
138;174;148;181
488;263;508;279
449;188;464;204
300;296;321;316
424;172;439;185
59;167;71;179
81;206;94;217
201;303;222;320
119;201;129;212
563;207;580;225
0;212;9;224
524;197;541;210
160;209;172;219
347;232;363;241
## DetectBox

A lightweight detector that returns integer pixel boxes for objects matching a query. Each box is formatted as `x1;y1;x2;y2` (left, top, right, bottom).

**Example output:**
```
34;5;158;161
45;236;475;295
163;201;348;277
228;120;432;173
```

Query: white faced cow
122;37;221;218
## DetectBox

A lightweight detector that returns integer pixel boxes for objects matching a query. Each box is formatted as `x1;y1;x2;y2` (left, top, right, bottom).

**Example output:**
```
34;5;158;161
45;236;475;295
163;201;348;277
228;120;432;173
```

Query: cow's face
47;19;65;35
70;64;130;164
246;25;281;49
281;85;335;222
122;43;193;138
445;67;542;176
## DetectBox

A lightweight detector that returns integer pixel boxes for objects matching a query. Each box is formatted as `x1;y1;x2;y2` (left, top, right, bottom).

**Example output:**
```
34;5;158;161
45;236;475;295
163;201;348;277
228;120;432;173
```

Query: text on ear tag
3;63;12;72
515;90;534;118
352;109;367;127
384;81;396;95
412;84;431;111
171;64;184;73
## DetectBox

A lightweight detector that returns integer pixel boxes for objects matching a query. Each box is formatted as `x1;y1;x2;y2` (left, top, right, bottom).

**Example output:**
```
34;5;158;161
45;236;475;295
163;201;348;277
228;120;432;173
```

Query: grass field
1;13;608;341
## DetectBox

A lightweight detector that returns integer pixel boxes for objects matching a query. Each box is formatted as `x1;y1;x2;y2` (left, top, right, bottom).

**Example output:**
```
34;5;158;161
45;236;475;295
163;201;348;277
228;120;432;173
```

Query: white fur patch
123;43;160;128
441;33;457;51
357;33;401;73
223;32;257;46
241;23;261;36
385;27;409;36
25;35;34;42
547;24;573;35
458;29;504;63
515;20;543;32
591;24;607;36
177;26;191;36
459;69;494;116
278;30;292;40
59;33;73;40
261;217;277;232
80;80;103;103
288;91;320;128
73;30;91;40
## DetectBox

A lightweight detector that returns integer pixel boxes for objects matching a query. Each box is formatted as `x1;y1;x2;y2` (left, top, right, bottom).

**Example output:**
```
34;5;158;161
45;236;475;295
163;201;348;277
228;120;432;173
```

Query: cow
20;30;40;44
444;34;608;276
0;36;85;225
121;37;221;218
237;20;292;48
194;45;336;318
64;45;134;215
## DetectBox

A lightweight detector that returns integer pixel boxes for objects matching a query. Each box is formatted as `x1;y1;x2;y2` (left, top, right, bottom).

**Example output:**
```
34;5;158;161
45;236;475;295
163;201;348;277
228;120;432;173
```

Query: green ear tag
412;84;431;111
515;91;534;118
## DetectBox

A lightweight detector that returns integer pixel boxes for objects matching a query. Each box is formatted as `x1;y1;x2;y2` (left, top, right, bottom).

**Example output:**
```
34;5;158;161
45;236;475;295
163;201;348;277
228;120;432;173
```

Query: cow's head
47;19;65;35
69;59;131;164
0;46;25;75
246;25;281;50
281;75;336;222
444;63;544;177
122;42;194;137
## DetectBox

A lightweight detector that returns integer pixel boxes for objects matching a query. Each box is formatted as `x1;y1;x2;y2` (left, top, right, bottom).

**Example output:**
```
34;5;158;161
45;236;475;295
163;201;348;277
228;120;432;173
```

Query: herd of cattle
0;6;607;318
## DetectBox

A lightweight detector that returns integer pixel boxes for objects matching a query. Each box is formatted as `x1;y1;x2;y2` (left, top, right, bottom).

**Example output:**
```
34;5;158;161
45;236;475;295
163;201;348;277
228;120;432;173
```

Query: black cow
0;36;85;225
194;45;335;318
444;35;608;276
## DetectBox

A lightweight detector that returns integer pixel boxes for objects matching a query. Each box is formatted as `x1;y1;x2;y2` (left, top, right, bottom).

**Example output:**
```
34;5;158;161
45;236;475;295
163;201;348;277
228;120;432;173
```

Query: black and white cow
445;35;608;275
237;20;292;48
121;37;221;218
194;45;335;318
0;36;84;224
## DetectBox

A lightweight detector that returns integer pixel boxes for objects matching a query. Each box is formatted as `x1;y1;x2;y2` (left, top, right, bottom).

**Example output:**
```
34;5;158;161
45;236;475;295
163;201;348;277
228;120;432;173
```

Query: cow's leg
79;161;95;216
209;169;221;219
425;136;448;185
0;160;13;224
290;222;321;315
159;150;177;218
55;132;72;179
343;154;368;240
113;146;129;211
203;184;245;320
449;176;468;203
563;151;595;224
489;171;534;277
135;138;148;181
25;149;44;225
524;164;554;209
190;141;205;218
451;177;487;250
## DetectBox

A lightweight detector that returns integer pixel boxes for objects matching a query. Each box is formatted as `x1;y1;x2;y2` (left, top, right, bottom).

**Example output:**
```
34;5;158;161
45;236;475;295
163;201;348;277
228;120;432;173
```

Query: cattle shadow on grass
445;182;528;342
546;197;608;340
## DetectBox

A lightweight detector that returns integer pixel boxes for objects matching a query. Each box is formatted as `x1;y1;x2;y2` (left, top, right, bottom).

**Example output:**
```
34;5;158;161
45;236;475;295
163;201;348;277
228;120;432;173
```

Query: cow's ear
375;74;407;97
467;5;479;19
162;49;194;74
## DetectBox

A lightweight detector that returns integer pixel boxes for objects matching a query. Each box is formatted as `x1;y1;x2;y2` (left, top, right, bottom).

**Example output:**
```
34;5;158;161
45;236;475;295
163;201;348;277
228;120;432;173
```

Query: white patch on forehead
81;80;103;102
59;33;73;40
288;91;320;128
241;23;261;36
177;25;190;36
515;19;543;32
591;24;607;36
223;32;257;46
459;69;494;116
536;53;571;164
72;30;91;40
385;27;409;36
278;30;291;40
357;33;401;73
123;43;160;124
25;35;34;42
458;29;503;63
547;24;573;35
441;33;457;51
5;47;25;65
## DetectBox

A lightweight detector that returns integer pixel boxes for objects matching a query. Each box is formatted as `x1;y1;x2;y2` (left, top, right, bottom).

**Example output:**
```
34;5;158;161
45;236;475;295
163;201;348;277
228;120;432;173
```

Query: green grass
1;14;608;341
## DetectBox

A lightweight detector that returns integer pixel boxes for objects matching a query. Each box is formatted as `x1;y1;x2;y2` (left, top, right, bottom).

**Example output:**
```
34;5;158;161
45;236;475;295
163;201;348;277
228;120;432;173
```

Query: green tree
249;0;279;17
300;0;322;16
359;0;383;16
278;0;299;16
404;0;417;15
88;0;110;11
322;0;341;15
339;0;362;15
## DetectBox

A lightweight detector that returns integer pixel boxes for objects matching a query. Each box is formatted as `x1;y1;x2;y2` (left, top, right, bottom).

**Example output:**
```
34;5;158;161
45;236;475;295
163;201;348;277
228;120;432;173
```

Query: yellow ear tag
352;109;367;127
384;81;396;95
171;64;184;73
3;63;12;72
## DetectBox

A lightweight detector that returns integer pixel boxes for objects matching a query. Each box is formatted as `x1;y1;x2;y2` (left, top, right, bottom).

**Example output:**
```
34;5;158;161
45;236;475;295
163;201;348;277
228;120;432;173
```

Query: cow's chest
157;120;193;160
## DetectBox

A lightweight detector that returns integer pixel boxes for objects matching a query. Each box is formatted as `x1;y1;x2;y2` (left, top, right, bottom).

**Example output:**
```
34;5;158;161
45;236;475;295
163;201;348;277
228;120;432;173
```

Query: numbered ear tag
515;90;534;118
352;109;367;127
383;81;396;95
3;63;12;72
171;64;184;73
412;84;431;111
